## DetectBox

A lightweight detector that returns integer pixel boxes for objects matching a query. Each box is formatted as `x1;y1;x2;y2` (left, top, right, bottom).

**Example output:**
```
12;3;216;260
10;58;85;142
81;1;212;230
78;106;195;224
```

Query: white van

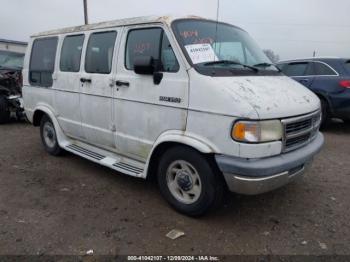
23;16;324;216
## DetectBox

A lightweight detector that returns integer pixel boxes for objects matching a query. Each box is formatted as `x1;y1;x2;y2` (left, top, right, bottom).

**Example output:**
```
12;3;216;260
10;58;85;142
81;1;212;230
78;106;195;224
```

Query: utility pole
83;0;89;25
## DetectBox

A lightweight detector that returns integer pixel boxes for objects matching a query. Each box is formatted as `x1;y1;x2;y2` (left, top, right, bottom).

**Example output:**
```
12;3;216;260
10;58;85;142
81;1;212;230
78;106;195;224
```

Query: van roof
32;15;206;38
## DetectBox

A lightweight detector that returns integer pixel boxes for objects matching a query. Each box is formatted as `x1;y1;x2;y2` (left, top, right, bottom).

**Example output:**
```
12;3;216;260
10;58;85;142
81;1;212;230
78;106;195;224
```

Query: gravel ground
0;121;349;256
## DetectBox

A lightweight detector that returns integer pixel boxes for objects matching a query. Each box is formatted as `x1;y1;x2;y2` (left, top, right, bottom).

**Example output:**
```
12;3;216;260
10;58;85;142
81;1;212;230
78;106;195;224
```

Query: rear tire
157;146;224;216
0;95;10;124
40;115;62;156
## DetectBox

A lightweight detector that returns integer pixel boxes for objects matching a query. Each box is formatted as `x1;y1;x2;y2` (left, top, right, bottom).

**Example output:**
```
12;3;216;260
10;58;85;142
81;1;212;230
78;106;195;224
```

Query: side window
126;28;179;72
126;28;162;70
60;34;84;72
29;37;58;87
283;62;309;77
160;33;179;72
276;63;286;71
85;31;117;74
314;62;337;76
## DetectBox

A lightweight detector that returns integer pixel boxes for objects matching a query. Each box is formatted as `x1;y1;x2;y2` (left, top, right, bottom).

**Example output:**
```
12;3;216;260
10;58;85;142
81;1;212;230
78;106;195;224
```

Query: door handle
116;80;130;87
80;78;92;83
299;79;309;83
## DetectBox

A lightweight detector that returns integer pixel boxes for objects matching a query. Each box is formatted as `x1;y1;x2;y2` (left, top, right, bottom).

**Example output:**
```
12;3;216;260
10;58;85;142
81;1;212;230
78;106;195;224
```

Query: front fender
143;130;220;178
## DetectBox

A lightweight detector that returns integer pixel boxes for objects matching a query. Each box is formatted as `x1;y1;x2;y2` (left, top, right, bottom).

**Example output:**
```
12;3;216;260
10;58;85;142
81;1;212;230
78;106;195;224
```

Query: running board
64;143;145;177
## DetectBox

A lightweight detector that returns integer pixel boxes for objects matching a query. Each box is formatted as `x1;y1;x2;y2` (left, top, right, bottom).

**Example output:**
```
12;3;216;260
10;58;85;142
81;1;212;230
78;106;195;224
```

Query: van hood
219;76;320;118
190;74;320;119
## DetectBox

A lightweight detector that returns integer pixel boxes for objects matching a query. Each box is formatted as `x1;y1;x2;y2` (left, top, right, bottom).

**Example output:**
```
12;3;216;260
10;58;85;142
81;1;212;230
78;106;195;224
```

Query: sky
1;0;349;60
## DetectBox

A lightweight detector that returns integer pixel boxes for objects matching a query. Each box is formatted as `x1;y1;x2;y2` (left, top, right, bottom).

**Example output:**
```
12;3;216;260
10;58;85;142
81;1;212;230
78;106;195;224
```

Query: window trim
279;60;339;77
84;30;117;75
29;36;58;87
59;34;85;73
124;26;180;73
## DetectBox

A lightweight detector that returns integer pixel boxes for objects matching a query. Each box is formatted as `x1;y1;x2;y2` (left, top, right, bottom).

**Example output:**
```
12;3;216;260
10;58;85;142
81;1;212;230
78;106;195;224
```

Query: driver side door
113;25;189;161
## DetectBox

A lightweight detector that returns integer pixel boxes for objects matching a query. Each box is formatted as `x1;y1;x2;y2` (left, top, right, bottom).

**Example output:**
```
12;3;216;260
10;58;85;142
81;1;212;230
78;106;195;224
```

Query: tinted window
60;34;84;72
29;37;58;87
126;28;179;72
276;63;287;71
85;31;117;74
283;62;309;76
313;62;337;76
126;28;162;70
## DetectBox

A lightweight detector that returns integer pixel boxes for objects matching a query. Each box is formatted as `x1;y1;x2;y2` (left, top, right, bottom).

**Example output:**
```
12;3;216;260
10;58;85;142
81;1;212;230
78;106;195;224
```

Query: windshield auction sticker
185;44;218;64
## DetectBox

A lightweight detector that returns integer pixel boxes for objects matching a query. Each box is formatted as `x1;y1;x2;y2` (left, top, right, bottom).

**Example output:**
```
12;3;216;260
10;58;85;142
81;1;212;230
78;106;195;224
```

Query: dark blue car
277;57;350;126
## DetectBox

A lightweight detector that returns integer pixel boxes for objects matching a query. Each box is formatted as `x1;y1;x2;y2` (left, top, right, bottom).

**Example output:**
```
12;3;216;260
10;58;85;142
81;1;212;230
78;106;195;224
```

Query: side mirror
133;56;163;85
134;56;155;75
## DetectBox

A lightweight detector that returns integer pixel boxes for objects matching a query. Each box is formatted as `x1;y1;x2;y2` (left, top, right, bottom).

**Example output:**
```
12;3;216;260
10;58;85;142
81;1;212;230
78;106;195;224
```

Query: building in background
0;39;27;53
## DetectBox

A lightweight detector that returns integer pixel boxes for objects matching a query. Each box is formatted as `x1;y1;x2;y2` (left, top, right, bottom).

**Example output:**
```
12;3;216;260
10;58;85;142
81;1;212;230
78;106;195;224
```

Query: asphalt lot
0;121;349;256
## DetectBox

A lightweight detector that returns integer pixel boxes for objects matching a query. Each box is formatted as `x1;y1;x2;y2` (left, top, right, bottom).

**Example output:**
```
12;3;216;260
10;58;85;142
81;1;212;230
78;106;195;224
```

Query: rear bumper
215;132;324;195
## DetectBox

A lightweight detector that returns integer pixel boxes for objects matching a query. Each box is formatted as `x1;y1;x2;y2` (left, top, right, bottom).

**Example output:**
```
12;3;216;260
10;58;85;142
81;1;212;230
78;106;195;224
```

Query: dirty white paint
23;15;320;179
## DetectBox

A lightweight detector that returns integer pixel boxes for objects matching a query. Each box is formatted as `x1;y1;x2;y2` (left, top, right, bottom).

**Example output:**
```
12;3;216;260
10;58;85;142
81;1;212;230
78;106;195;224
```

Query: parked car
23;16;324;216
0;50;25;123
277;57;350;126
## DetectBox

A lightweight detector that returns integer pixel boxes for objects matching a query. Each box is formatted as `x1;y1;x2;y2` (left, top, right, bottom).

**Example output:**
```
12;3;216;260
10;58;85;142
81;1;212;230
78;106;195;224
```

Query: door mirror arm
134;56;163;85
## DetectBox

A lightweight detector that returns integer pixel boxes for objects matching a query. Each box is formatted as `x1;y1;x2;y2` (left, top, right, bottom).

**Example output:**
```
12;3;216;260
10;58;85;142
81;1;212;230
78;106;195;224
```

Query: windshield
172;19;279;76
0;51;25;70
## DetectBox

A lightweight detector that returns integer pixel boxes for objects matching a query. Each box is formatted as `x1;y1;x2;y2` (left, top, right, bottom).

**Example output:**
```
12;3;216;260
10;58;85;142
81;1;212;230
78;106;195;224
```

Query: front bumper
215;132;324;195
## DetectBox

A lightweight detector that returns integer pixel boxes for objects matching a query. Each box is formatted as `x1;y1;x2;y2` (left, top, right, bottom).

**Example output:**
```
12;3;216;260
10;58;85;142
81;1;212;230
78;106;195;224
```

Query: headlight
232;120;283;143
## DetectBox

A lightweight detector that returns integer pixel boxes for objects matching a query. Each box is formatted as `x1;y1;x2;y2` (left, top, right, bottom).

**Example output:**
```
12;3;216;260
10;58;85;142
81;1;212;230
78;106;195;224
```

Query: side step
66;144;105;161
64;142;145;178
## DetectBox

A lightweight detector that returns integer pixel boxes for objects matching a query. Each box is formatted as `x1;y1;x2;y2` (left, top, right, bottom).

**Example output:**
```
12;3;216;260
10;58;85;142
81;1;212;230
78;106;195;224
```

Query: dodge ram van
23;16;324;216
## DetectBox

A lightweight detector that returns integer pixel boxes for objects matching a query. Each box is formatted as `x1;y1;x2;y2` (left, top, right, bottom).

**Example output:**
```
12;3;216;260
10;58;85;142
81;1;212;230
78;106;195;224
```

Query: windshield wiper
253;62;281;72
253;62;273;67
203;60;259;72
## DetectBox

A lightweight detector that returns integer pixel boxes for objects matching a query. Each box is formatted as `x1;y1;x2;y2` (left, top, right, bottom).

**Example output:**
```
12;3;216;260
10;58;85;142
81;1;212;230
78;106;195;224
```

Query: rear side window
283;62;310;77
126;28;179;72
60;34;84;72
85;31;117;74
313;62;337;76
29;37;58;87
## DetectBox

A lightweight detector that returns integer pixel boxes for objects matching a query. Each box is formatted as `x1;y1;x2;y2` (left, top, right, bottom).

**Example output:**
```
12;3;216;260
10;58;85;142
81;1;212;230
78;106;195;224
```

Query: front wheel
320;98;330;128
40;115;62;156
157;146;224;216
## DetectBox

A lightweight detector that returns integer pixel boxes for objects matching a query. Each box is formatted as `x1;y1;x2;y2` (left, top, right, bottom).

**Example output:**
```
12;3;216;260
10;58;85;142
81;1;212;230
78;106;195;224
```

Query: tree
263;49;280;63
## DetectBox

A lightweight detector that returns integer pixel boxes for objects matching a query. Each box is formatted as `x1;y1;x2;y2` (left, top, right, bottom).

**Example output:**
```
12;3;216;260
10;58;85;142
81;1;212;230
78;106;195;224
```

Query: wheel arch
32;105;67;147
314;92;332;113
144;131;220;180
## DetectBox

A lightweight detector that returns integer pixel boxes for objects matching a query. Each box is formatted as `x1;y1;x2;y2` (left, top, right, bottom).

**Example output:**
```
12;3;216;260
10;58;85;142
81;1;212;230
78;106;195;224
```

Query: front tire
40;115;62;156
0;95;10;124
157;146;224;216
320;98;330;128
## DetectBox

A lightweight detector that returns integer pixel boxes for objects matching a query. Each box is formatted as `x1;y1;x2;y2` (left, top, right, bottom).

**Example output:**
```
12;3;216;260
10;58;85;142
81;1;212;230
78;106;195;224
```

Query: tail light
340;80;350;88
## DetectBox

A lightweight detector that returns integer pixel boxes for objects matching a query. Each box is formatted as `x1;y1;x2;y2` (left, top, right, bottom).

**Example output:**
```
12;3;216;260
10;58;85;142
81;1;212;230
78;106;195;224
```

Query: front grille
282;111;321;152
